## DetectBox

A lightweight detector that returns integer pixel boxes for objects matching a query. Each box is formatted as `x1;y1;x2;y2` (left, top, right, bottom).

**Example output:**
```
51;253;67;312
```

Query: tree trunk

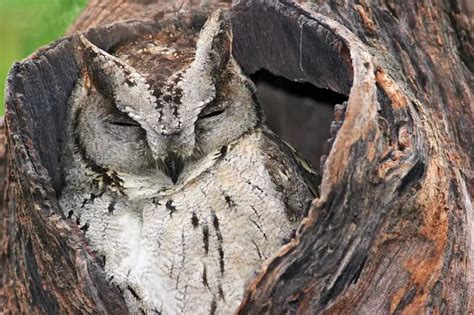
1;0;472;314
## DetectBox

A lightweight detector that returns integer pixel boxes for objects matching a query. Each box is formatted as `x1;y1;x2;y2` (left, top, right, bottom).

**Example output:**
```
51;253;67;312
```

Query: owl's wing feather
261;128;320;221
279;138;320;198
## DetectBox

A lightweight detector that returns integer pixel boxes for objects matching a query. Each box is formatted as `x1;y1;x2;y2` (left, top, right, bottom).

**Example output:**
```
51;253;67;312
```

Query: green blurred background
0;0;87;114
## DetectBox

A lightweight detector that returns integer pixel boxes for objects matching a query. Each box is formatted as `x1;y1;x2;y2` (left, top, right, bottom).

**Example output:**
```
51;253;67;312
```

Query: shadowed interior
252;70;348;170
231;3;354;173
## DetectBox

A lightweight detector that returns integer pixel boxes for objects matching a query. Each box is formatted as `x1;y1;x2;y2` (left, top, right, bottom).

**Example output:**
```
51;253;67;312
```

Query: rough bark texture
232;1;473;313
1;0;472;314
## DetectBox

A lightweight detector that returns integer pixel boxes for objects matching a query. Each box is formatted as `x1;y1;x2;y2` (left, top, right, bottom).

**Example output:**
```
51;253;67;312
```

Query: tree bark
1;0;472;314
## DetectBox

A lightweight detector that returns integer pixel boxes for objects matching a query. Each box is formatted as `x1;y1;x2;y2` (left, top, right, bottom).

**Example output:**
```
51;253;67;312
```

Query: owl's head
72;10;262;180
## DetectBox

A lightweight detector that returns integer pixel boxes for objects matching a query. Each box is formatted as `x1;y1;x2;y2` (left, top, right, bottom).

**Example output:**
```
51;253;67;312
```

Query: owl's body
61;121;308;314
60;10;315;314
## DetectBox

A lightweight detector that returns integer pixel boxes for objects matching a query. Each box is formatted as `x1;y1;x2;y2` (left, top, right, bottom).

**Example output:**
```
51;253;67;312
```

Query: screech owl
60;10;317;314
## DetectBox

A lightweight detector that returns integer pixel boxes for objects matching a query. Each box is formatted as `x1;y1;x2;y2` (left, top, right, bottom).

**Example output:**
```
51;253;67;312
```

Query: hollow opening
251;69;348;171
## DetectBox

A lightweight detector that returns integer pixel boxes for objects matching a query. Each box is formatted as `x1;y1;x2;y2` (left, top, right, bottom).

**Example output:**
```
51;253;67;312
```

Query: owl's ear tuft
194;9;232;77
180;10;232;107
76;35;156;113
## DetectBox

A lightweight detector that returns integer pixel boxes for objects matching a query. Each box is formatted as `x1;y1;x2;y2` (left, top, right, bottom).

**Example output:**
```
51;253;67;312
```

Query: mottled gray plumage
60;10;315;314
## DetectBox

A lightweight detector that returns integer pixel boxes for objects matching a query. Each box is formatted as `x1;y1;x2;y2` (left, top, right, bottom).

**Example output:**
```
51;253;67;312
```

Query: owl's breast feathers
61;127;317;314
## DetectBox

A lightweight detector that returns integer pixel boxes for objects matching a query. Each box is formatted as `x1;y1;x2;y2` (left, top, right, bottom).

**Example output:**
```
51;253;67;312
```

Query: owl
60;10;317;315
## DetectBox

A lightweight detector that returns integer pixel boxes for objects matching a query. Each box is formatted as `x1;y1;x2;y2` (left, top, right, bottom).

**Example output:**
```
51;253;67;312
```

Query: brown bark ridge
68;0;231;34
231;1;473;313
1;0;472;314
0;38;128;314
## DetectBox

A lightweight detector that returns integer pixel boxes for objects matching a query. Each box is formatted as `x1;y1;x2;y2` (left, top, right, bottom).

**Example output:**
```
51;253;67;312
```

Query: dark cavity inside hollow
252;70;348;170
232;1;354;172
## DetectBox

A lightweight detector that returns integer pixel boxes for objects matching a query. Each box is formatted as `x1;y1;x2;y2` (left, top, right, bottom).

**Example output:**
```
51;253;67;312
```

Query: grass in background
0;0;87;114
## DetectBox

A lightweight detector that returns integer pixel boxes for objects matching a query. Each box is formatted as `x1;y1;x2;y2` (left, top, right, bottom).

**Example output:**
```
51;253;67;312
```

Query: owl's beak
149;129;186;184
160;152;184;184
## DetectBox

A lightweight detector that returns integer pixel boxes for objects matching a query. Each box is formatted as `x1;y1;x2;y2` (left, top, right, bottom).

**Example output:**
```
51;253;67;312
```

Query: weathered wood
1;0;472;314
232;1;473;313
1;38;128;314
68;0;231;34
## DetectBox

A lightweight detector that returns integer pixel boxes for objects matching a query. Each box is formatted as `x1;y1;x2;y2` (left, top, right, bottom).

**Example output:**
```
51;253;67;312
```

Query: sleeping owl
60;10;317;314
